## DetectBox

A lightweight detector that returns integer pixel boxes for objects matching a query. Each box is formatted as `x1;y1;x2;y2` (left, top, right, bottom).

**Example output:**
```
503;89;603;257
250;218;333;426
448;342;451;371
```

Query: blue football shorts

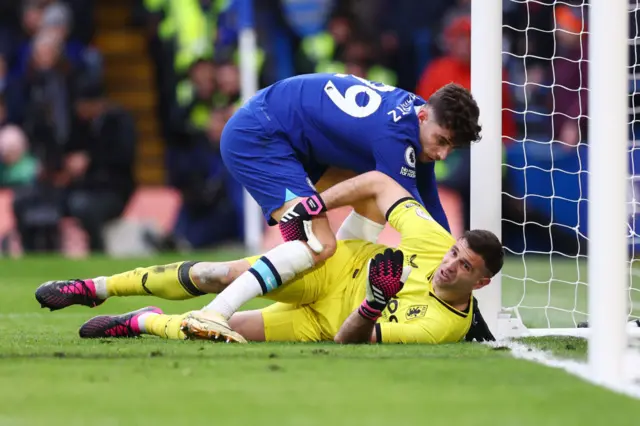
220;105;321;225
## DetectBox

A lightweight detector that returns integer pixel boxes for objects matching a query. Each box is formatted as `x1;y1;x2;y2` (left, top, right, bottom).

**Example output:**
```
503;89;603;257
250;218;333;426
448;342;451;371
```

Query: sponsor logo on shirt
400;167;416;178
415;208;433;221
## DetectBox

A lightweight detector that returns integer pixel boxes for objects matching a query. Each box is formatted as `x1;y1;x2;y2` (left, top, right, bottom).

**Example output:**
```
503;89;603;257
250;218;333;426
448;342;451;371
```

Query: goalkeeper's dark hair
428;83;481;148
463;230;504;277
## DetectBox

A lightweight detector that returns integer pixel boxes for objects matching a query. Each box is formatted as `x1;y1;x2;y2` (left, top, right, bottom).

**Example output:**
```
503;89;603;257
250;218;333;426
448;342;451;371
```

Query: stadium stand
0;0;616;258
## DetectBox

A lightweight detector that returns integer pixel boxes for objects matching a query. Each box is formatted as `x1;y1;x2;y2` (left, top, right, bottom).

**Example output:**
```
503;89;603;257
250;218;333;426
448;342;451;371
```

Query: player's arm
321;171;450;244
334;248;411;344
374;322;441;344
334;309;378;344
337;301;469;344
416;161;451;233
335;311;443;344
321;170;412;219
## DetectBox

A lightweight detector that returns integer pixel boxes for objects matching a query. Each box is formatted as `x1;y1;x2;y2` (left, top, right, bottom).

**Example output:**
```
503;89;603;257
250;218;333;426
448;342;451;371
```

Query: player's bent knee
319;236;337;260
229;310;265;342
303;238;336;265
189;260;250;294
309;215;337;261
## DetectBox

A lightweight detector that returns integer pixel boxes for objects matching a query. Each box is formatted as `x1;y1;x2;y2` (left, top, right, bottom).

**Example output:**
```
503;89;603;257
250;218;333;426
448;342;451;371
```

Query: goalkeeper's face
434;238;491;293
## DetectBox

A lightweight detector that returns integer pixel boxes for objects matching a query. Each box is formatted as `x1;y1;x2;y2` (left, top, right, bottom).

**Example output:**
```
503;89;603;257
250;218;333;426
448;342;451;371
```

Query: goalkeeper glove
358;248;412;322
464;297;496;342
279;194;327;253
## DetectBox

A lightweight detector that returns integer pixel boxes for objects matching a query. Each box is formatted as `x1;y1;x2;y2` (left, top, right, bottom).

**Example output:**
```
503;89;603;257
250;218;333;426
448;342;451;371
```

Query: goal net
497;0;640;336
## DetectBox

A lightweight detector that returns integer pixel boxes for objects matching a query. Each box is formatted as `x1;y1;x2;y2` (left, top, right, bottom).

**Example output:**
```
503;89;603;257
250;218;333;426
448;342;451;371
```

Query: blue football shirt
250;73;426;201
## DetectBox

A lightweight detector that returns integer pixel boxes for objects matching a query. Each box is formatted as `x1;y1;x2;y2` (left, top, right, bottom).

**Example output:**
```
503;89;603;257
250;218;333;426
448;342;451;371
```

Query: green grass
502;255;640;328
518;336;588;359
0;253;638;425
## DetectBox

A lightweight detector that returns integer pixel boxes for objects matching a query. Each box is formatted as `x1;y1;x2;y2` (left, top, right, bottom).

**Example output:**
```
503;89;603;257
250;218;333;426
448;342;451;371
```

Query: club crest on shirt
406;305;428;320
404;146;416;168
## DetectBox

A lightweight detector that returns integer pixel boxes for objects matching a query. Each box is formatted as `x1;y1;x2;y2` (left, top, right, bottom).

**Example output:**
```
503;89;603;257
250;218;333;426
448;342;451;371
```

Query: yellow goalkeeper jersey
341;198;474;344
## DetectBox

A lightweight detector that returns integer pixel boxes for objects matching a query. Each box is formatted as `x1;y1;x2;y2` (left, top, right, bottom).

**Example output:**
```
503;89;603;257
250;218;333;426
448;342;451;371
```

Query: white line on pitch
497;341;640;400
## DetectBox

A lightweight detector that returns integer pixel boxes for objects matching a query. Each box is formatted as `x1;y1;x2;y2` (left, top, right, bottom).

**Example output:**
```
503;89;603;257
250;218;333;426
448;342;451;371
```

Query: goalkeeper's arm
334;309;378;344
334;248;411;344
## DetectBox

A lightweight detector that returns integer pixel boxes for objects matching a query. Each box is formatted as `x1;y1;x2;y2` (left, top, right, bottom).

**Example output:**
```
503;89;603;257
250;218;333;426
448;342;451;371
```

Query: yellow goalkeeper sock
141;312;191;340
101;262;206;300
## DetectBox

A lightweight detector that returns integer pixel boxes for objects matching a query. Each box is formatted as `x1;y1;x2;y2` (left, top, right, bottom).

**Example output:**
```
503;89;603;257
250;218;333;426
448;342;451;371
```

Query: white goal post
238;0;265;255
472;0;639;387
586;0;629;385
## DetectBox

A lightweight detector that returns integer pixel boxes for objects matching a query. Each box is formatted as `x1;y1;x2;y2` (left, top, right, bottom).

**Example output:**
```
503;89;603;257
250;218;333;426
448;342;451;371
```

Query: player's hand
278;195;327;253
358;248;412;322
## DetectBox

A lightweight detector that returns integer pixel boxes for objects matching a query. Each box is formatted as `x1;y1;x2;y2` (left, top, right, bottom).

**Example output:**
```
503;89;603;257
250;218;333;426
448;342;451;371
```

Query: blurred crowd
0;0;136;254
0;0;597;254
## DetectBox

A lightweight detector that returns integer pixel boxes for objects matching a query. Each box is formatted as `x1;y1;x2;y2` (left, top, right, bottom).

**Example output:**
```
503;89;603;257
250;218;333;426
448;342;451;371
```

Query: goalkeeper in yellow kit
35;171;503;344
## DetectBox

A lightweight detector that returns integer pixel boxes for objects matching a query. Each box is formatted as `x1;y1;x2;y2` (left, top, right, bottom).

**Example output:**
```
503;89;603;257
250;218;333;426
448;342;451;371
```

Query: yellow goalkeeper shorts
243;253;357;342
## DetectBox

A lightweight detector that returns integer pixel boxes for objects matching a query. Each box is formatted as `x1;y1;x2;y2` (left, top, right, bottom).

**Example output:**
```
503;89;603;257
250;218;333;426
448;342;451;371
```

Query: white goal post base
495;312;640;396
495;311;640;340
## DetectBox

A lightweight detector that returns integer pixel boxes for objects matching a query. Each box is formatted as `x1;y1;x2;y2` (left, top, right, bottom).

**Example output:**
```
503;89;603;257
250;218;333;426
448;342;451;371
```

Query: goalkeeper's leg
315;167;385;243
35;260;252;311
200;168;369;321
78;307;245;343
181;304;324;343
79;303;284;343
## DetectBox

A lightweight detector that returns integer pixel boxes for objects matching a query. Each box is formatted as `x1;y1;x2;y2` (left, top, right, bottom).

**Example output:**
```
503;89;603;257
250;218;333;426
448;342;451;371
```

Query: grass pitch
0;252;638;425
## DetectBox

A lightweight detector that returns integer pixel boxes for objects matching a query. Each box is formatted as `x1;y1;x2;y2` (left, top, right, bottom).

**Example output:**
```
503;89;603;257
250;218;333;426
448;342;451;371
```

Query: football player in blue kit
36;73;481;342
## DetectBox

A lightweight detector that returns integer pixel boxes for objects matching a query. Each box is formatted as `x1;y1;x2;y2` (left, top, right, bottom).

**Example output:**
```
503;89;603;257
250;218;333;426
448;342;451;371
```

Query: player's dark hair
428;83;481;147
463;230;504;277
